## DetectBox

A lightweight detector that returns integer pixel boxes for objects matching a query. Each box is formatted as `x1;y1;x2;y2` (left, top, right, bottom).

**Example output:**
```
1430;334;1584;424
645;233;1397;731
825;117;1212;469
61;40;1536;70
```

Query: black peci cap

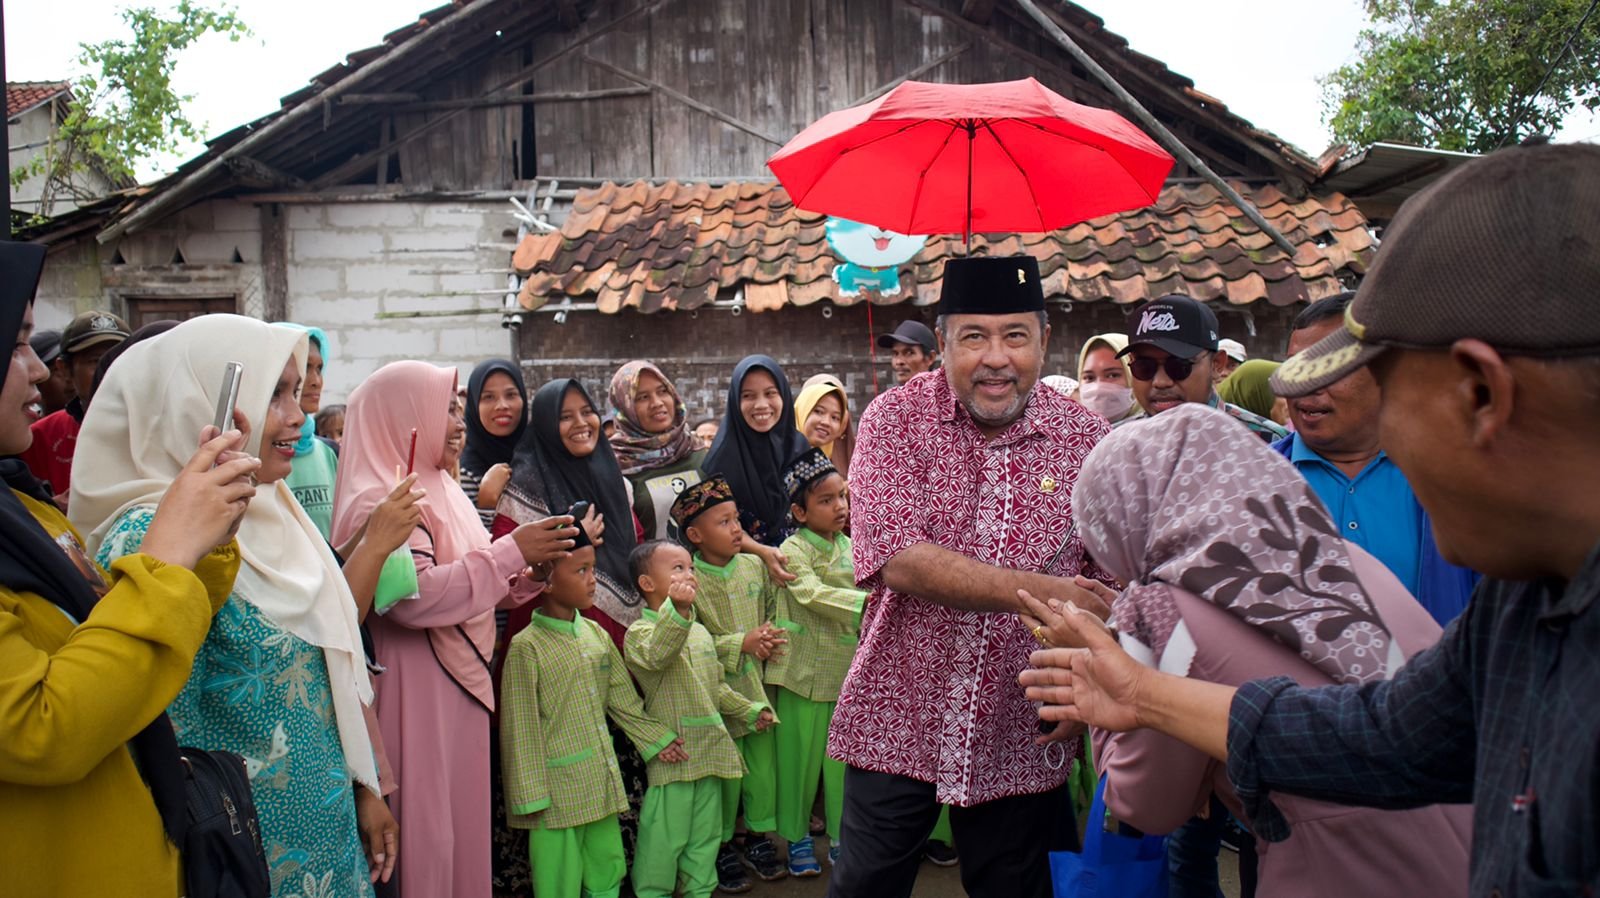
935;256;1046;316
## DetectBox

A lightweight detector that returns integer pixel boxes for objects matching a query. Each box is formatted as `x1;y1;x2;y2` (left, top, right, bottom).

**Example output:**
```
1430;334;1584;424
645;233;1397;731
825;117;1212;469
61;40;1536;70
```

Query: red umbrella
767;77;1174;244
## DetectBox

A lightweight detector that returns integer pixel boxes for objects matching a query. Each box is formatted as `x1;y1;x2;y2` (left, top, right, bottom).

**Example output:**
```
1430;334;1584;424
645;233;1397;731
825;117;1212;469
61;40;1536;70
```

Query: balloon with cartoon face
826;217;929;297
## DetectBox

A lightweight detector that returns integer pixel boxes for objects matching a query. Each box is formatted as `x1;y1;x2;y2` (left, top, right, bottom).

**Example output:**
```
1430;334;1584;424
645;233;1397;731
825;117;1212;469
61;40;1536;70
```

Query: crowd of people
1;140;1595;898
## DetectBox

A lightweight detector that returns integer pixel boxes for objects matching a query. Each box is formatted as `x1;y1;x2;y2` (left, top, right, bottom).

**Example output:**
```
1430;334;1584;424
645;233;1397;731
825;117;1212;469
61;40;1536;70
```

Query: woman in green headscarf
280;324;340;539
1218;359;1288;425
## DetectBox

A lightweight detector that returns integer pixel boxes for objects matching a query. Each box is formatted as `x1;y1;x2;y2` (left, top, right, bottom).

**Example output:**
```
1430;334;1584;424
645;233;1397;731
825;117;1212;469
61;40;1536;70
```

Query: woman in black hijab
0;240;257;894
701;355;811;547
489;378;646;884
495;378;640;641
460;358;528;529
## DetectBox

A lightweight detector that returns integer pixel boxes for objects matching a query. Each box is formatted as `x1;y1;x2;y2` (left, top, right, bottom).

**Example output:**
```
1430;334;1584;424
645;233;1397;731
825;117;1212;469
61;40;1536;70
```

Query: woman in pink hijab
332;361;578;898
1021;403;1471;897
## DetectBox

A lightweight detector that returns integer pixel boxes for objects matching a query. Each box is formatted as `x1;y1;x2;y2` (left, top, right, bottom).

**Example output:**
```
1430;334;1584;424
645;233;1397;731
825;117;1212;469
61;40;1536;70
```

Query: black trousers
827;766;1080;898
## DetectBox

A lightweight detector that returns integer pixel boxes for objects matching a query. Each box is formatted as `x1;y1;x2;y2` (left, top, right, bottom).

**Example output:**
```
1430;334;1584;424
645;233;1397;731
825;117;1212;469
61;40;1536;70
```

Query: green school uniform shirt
692;552;774;737
624;604;767;787
500;611;676;830
766;528;865;702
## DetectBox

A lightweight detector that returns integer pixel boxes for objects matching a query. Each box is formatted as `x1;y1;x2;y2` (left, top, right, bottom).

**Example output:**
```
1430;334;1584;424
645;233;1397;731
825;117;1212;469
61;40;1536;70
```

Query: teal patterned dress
98;506;374;898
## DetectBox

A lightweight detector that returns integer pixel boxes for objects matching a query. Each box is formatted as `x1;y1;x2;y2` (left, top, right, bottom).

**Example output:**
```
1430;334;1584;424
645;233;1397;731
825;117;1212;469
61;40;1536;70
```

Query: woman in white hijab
72;315;383;898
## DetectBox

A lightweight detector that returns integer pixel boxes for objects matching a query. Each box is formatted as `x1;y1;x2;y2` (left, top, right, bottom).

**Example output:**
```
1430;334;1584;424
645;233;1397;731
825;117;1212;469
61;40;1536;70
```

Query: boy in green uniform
668;477;789;887
625;539;777;898
770;448;865;873
500;524;686;898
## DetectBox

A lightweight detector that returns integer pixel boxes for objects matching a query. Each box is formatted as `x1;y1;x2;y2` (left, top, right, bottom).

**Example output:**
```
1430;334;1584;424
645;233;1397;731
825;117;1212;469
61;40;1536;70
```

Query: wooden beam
97;0;521;243
553;0;581;29
960;0;997;24
307;0;674;192
390;87;650;113
579;54;786;146
851;43;971;105
1010;0;1300;258
992;1;1315;179
260;204;288;322
224;155;310;190
337;92;424;105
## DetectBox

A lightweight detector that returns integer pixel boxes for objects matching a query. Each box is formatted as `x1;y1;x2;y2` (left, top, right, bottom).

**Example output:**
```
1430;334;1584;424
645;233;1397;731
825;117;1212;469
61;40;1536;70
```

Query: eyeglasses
1128;355;1202;382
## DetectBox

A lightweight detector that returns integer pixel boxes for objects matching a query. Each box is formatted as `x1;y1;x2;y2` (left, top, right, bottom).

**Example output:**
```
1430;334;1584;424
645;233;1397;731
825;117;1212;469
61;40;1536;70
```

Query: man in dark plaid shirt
1022;141;1600;897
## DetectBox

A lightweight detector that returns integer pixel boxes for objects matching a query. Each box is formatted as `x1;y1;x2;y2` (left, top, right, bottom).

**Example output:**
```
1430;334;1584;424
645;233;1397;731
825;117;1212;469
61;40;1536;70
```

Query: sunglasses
1129;355;1203;382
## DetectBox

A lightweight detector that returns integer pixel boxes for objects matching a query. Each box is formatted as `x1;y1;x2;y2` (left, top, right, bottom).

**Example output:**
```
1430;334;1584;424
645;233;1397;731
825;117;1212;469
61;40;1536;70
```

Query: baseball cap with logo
1273;142;1600;398
62;310;131;355
1119;295;1219;359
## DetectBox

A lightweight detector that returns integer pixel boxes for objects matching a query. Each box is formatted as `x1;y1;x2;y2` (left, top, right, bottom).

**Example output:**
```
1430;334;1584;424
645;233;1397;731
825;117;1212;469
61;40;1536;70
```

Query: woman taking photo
333;361;577;898
0;243;256;896
74;315;384;897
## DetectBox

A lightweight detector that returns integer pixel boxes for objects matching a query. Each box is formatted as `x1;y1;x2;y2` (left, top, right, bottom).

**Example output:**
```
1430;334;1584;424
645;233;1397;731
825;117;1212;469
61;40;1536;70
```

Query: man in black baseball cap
1023;142;1600;897
27;328;75;416
876;319;940;387
1120;295;1284;441
19;310;128;503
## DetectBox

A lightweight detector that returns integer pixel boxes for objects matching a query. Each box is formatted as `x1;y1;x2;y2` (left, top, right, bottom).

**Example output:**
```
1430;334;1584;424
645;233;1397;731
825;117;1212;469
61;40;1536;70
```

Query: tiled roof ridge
514;179;1373;314
6;81;72;119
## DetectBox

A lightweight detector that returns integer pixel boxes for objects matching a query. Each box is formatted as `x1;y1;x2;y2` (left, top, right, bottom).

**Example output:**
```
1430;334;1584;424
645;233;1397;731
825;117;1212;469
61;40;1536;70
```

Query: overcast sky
8;0;1598;182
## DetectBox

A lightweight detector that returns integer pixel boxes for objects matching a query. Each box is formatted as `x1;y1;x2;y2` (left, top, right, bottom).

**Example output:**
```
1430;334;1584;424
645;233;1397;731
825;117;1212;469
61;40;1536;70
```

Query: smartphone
213;362;244;433
568;500;592;522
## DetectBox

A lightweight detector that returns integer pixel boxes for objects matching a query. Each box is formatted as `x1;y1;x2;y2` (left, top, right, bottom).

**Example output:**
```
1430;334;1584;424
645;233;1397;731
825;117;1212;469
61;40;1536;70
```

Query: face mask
1079;381;1134;421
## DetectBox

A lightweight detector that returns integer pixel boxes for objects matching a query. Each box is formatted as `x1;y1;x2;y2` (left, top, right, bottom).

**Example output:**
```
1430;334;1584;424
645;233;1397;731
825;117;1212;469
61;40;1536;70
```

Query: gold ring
1032;626;1052;647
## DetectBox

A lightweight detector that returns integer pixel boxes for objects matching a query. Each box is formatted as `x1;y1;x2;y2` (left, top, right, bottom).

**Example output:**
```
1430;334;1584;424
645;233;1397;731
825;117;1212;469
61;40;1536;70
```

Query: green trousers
720;727;778;841
526;814;624;898
771;688;846;843
633;778;725;898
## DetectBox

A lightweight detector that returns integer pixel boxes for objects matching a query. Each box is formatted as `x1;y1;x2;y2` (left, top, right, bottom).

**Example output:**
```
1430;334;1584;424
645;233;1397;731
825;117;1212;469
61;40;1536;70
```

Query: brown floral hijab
1077;403;1402;686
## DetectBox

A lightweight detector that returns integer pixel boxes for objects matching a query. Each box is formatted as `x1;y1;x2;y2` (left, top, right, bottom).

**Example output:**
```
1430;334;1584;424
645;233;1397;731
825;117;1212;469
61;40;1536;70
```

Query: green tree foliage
1322;0;1600;152
11;0;250;217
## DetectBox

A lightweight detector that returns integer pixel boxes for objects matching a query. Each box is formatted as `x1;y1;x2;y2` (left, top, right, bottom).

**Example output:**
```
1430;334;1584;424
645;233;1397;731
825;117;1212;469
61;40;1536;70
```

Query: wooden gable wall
379;0;1297;191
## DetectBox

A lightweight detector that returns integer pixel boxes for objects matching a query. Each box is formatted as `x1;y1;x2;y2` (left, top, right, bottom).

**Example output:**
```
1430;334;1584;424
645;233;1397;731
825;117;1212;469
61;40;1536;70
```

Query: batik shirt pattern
828;373;1111;806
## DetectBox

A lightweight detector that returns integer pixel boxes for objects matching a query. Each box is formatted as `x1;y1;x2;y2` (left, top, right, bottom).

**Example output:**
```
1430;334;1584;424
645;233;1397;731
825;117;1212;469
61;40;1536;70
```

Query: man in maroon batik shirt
827;256;1114;898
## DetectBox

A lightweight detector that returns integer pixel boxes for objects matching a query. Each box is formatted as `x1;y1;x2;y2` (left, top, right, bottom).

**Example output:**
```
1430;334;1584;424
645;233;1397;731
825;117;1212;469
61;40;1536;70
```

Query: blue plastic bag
1051;776;1169;898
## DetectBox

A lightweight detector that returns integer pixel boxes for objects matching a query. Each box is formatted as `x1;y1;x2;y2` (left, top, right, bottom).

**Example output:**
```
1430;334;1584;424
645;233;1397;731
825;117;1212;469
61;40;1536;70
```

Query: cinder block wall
284;200;518;401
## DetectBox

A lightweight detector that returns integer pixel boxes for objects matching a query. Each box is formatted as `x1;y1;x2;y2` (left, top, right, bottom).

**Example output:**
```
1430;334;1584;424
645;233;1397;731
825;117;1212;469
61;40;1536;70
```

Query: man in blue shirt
1272;293;1476;625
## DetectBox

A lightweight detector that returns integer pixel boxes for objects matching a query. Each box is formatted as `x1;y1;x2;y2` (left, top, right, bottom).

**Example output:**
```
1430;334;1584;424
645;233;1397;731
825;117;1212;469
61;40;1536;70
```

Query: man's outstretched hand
1018;591;1145;733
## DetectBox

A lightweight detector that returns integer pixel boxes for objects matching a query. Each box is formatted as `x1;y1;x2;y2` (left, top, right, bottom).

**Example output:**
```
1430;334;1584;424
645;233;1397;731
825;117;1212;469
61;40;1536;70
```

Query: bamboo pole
1010;0;1300;259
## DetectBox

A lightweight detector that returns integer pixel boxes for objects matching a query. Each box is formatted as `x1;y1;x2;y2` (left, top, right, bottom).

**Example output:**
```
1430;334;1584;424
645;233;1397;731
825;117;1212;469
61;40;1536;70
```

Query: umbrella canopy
767;77;1174;242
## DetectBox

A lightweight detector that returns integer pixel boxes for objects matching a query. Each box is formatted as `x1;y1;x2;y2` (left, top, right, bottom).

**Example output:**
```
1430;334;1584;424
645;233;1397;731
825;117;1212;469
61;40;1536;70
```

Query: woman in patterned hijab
1021;403;1470;897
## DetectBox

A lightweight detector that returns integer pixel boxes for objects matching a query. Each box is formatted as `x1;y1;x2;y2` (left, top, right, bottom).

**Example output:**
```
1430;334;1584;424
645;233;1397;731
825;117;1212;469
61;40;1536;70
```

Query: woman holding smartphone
332;361;577;898
1;243;257;896
71;314;384;897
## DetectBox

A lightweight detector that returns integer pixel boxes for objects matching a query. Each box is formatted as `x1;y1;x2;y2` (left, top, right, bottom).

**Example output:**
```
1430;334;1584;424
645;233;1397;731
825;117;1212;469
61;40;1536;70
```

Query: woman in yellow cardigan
0;240;261;896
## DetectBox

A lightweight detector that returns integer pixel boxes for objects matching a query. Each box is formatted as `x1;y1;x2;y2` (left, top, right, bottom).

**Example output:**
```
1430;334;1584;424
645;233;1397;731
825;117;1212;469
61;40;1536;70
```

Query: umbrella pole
964;121;975;254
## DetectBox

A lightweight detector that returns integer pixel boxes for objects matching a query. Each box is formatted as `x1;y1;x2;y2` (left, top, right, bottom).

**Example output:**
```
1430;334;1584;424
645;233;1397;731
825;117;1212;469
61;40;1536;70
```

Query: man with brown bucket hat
1019;140;1600;895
